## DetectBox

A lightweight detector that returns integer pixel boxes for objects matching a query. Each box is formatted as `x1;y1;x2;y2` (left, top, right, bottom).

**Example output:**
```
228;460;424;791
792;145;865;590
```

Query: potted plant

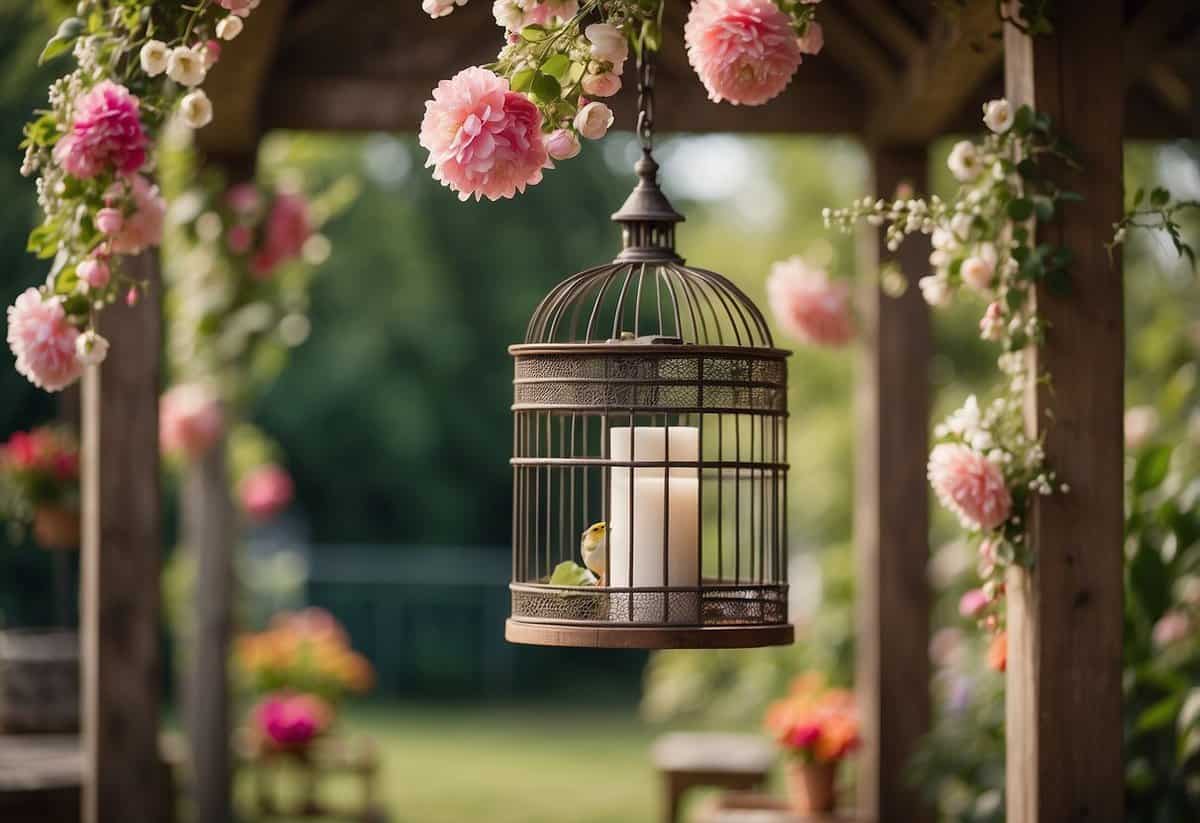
0;426;82;733
765;673;861;814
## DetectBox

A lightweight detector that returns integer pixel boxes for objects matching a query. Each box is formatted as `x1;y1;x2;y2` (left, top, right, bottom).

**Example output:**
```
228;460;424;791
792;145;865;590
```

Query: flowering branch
824;98;1077;638
419;0;825;201
8;0;261;393
1108;187;1200;269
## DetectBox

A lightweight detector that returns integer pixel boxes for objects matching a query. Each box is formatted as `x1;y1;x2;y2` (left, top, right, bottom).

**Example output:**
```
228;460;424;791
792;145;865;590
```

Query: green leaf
530;72;561;103
38;17;85;64
1034;196;1055;223
1150;187;1170;208
541;54;571;81
1135;694;1182;734
548;561;597;587
1006;288;1026;311
1016;157;1040;180
510;68;535;92
1008;198;1035;221
1132;188;1145;208
1134;445;1172;494
26;223;61;259
1013;104;1036;135
1129;541;1171;622
520;24;549;42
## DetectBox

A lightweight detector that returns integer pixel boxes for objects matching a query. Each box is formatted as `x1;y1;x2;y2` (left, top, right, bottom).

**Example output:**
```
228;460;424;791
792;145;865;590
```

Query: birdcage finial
612;49;684;263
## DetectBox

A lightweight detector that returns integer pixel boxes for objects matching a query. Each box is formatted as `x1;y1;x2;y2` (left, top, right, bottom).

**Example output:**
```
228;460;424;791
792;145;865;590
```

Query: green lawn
235;700;665;823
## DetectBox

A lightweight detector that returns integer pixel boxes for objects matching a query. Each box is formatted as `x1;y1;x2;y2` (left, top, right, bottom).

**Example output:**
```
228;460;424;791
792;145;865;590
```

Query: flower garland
824;99;1079;639
8;0;262;393
421;0;824;201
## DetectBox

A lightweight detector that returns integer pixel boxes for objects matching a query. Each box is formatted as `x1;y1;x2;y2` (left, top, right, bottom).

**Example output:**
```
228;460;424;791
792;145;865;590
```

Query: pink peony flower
685;0;803;106
958;588;989;618
419;67;550;202
159;383;223;459
1152;610;1191;649
928;443;1012;531
109;175;165;255
52;81;147;179
251;193;312;277
6;288;82;392
766;257;855;347
240;463;295;522
252;692;331;751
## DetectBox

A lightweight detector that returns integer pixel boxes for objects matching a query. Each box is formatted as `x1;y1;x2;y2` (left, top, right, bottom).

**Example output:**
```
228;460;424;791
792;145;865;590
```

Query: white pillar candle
607;426;701;623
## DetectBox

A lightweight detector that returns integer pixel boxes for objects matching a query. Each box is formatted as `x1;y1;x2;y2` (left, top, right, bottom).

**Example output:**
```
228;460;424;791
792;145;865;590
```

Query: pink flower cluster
252;193;312;276
252;691;331;751
766;257;855;347
419;67;549;202
159;384;224;460
240;464;295;522
53;81;147;180
107;175;166;256
6;289;81;392
928;443;1012;531
685;0;807;106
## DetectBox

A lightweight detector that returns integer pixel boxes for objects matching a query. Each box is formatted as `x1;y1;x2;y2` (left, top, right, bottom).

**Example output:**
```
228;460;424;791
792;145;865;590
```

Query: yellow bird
580;522;607;585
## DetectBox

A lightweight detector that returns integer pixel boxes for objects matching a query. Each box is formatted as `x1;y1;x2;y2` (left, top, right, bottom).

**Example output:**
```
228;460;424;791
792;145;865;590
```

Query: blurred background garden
1;2;1198;821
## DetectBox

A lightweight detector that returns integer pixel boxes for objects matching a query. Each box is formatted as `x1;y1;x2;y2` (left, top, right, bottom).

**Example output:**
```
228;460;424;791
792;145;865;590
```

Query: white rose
216;15;244;40
167;46;207;87
950;212;974;239
581;71;620;97
586;22;628;65
947;140;980;182
75;331;109;367
931;227;956;250
960;255;995;292
492;0;524;30
139;40;169;76
180;89;213;128
574;101;614;140
919;275;951;307
982;98;1014;134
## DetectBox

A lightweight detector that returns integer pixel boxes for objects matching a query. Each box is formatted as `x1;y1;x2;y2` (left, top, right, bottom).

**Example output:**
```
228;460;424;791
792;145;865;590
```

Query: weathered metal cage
506;140;793;649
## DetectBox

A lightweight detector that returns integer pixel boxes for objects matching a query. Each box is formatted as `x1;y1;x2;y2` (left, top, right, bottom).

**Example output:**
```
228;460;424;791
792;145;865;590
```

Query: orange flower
764;674;861;764
987;631;1007;672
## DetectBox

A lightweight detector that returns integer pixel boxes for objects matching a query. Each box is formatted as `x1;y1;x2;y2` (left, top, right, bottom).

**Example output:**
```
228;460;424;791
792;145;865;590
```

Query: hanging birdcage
506;56;792;649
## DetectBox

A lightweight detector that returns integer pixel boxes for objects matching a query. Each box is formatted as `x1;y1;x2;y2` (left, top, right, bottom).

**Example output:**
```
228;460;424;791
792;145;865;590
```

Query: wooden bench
0;734;82;819
237;733;386;822
692;791;862;823
651;732;776;823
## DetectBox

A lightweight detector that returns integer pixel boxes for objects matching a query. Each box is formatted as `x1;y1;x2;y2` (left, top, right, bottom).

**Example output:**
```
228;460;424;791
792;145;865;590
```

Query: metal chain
635;49;655;153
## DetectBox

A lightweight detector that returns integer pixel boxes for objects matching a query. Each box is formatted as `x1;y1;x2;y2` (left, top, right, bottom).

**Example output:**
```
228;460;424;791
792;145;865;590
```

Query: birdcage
506;57;792;650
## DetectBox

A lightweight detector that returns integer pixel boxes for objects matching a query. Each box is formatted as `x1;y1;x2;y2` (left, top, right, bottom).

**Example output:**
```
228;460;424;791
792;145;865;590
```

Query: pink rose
252;692;331;750
226;182;263;216
220;0;255;16
581;72;621;98
203;39;221;67
96;207;124;235
239;464;295;522
766;257;855;347
798;21;824;56
109;175;165;255
685;0;803;106
419;67;550;202
979;302;1004;341
53;81;147;179
159;383;223;460
928;443;1012;531
545;129;581;161
226;224;253;255
6;288;82;392
958;588;989;618
78;258;111;290
250;193;312;277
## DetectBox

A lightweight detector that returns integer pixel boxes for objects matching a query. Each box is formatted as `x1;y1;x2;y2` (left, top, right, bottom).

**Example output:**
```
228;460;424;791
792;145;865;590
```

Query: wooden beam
1003;2;1125;822
81;251;171;823
843;0;923;59
819;4;897;98
184;435;237;823
198;0;292;155
867;3;1001;144
854;145;932;823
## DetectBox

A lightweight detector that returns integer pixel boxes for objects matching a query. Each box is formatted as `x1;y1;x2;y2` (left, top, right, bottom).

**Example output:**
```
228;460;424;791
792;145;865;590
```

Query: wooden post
1003;3;1125;822
854;145;932;823
81;251;170;823
184;436;236;823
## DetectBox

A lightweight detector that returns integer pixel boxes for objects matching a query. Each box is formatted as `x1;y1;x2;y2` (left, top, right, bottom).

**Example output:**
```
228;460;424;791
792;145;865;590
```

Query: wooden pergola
78;1;1198;822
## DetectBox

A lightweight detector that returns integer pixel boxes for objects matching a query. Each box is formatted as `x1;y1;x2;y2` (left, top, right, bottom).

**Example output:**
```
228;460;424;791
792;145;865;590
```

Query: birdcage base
504;619;793;649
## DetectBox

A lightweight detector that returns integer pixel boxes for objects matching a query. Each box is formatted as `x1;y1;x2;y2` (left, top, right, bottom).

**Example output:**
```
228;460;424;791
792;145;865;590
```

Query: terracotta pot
33;505;80;551
786;759;839;815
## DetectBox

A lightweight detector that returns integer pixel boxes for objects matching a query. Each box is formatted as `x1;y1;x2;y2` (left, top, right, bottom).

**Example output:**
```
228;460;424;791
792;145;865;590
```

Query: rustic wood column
185;435;236;823
854;144;932;823
81;251;170;823
1003;3;1125;821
